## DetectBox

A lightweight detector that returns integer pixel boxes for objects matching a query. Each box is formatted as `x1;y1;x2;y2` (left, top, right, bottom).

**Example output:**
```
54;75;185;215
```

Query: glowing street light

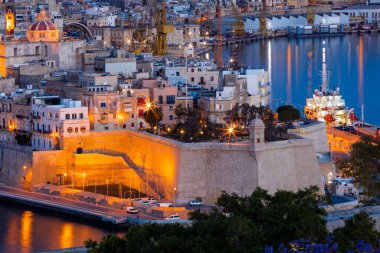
172;187;177;214
145;102;152;110
223;124;237;143
82;172;86;191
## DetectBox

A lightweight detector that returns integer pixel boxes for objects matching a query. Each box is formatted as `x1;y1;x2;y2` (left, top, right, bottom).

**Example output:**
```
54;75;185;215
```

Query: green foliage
337;136;380;196
172;104;217;142
217;186;327;247
143;107;163;128
333;212;380;252
276;105;300;123
87;187;329;253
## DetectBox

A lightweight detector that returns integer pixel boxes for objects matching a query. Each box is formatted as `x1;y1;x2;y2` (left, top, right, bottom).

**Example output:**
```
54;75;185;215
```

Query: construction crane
259;0;267;35
228;0;245;68
214;0;245;69
153;0;174;56
307;0;316;25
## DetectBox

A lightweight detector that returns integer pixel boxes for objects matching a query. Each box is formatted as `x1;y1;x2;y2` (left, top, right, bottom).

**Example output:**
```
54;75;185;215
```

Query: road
0;184;157;223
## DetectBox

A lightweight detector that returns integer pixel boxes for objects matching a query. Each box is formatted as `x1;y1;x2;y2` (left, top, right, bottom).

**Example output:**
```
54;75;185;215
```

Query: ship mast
321;40;328;93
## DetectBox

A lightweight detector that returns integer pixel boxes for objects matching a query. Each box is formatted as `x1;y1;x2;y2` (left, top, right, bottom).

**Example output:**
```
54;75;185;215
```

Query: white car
126;207;140;214
166;215;180;220
148;198;158;204
189;200;204;206
158;202;173;207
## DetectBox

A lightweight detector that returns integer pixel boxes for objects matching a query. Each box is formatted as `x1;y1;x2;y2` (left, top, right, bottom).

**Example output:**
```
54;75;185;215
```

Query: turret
248;115;265;148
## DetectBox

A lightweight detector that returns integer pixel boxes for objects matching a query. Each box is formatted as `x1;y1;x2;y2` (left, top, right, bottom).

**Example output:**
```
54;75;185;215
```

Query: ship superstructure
304;41;357;126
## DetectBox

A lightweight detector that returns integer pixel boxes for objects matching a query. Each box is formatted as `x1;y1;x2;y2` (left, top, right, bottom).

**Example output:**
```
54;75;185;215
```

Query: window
169;115;173;120
80;126;86;133
44;45;48;57
167;95;175;104
158;95;163;105
176;71;180;76
14;48;17;56
100;102;107;108
191;68;194;73
65;114;70;119
137;97;145;106
67;127;73;133
54;113;58;119
36;46;40;55
138;109;144;118
210;76;215;82
191;77;195;82
75;127;79;133
257;138;261;143
169;106;173;111
72;114;77;119
79;113;83;119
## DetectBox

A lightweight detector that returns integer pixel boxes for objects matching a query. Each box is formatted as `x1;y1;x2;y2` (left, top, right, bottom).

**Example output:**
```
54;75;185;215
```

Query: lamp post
172;187;176;214
82;172;86;191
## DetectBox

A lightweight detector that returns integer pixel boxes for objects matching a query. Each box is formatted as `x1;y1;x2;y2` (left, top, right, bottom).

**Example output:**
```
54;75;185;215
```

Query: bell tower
5;9;15;34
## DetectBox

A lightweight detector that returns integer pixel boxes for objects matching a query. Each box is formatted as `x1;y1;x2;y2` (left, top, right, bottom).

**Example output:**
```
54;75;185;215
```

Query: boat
304;41;357;127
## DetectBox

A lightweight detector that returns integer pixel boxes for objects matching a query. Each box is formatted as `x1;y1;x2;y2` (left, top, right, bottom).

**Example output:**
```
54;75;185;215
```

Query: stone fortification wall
0;144;33;187
5;128;323;204
288;120;330;153
256;139;324;195
177;143;259;204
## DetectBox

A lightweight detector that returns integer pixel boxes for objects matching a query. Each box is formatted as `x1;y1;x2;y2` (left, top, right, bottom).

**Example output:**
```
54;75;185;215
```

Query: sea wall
0;144;33;187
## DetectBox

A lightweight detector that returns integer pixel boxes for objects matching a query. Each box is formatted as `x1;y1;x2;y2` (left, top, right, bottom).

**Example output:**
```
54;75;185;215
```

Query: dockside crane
259;0;267;35
153;0;174;56
214;0;245;69
307;0;316;25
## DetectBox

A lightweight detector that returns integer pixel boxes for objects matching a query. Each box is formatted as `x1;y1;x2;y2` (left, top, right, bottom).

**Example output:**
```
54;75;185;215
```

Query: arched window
75;127;78;133
80;126;86;133
44;45;48;57
67;127;73;133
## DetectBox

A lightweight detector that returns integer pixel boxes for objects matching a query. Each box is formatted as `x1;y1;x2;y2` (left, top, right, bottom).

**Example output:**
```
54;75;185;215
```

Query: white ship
304;41;358;126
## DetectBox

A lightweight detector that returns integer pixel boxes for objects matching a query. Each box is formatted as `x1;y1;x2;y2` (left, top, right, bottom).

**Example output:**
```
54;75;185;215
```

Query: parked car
158;202;173;207
133;198;143;203
189;200;204;206
148;198;158;204
166;215;180;220
126;207;140;214
141;200;151;204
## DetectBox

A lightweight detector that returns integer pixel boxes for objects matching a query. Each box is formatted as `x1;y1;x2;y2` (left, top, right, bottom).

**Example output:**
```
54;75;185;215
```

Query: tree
333;212;380;252
143;107;163;129
276;105;300;123
337;136;380;196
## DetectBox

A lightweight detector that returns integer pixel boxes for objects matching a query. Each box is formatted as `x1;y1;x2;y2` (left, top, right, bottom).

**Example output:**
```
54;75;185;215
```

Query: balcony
32;115;41;120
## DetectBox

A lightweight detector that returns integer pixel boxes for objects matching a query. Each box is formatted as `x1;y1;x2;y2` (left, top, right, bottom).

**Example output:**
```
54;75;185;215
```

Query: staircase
82;149;163;199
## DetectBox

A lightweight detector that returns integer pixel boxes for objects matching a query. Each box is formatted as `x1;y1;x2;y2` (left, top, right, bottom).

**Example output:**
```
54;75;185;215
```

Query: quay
0;184;189;226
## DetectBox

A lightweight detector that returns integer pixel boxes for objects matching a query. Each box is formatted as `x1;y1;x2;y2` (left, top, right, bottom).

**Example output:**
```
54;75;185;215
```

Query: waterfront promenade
0;184;187;225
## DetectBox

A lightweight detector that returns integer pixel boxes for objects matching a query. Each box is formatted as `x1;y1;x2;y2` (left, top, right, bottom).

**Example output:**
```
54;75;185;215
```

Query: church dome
27;9;59;42
29;20;57;31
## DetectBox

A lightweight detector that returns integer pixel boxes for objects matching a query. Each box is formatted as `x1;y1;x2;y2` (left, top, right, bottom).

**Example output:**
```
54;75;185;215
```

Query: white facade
32;98;90;150
87;15;117;27
332;6;380;23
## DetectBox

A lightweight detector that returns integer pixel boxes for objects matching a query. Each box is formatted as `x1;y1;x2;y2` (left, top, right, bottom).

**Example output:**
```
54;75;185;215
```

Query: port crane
214;0;245;69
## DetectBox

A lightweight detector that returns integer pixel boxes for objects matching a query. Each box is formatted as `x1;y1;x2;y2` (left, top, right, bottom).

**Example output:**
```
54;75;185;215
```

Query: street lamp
172;187;176;214
82;172;86;191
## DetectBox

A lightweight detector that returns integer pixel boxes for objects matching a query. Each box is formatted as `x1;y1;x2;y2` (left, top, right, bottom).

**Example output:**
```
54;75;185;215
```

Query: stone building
0;9;86;78
31;97;90;150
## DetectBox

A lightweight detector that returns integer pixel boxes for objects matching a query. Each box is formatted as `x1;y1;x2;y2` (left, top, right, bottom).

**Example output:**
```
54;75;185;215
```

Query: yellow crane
153;0;174;56
307;0;317;25
259;0;267;35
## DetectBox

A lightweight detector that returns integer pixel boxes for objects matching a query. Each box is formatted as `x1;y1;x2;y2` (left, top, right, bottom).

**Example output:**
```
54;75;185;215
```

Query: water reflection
222;34;380;125
358;36;364;106
0;203;114;253
20;211;33;252
60;223;74;249
287;42;292;104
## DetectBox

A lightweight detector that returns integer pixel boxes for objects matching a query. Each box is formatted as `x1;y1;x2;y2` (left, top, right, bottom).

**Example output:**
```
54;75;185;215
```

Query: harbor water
0;201;117;253
222;34;380;125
